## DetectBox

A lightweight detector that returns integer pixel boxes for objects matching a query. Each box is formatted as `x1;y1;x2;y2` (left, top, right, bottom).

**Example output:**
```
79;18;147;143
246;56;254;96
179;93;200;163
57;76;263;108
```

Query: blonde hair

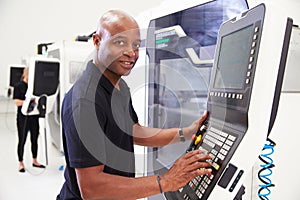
21;67;29;81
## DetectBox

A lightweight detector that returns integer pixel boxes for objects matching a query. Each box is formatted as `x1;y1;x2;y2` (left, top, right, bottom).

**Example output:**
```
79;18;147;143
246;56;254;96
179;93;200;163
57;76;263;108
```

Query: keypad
185;126;237;199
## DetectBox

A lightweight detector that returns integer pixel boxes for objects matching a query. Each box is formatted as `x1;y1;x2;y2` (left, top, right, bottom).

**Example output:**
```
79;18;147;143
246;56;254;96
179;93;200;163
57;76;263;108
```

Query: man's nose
123;49;136;57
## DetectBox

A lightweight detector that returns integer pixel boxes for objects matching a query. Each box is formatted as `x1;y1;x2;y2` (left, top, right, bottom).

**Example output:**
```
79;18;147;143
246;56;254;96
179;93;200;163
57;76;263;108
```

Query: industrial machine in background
146;1;294;200
6;65;25;98
146;0;249;199
21;56;60;165
46;39;93;152
7;38;94;158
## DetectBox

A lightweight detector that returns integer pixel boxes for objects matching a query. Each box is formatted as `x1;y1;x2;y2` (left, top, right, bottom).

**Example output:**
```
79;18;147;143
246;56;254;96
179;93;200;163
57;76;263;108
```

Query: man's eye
114;40;126;45
133;43;141;49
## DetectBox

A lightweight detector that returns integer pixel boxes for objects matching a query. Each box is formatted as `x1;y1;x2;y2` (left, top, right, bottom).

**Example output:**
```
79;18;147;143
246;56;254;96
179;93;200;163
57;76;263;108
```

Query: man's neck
103;70;121;90
93;60;121;90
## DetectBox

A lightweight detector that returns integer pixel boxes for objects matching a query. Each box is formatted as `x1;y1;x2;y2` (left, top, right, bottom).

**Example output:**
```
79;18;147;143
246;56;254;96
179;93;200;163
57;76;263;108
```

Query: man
57;10;212;200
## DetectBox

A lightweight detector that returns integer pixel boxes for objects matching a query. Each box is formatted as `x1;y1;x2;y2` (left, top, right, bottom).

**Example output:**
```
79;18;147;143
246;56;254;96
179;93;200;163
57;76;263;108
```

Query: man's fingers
198;110;208;124
191;168;212;177
184;159;212;172
183;151;213;165
183;149;210;159
182;149;202;159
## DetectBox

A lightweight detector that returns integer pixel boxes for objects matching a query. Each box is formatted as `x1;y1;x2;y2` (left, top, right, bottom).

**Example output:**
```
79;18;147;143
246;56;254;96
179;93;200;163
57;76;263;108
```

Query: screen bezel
208;13;264;113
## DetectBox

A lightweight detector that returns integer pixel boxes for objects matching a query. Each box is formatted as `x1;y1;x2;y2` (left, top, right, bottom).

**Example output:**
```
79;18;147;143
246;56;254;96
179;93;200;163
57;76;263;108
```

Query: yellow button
194;135;202;145
212;163;220;170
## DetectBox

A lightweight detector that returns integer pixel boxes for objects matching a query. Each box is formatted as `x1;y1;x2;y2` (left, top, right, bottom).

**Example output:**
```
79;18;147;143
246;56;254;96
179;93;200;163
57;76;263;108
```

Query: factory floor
0;112;65;200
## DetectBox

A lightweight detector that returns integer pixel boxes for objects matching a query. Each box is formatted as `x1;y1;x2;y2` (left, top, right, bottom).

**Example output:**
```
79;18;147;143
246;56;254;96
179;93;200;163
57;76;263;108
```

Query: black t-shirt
57;61;139;199
12;81;27;113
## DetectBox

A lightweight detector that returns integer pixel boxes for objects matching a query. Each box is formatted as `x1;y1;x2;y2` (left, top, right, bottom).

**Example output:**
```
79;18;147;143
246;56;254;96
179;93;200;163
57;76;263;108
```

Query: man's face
96;27;141;77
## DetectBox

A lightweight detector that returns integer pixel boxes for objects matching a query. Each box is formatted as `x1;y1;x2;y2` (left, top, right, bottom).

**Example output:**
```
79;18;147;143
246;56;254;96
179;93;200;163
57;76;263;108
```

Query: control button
249;57;254;62
219;130;228;138
254;26;259;33
253;34;258;40
212;162;220;171
220;149;228;156
247;71;251;77
232;94;236;99
251;49;255;55
228;93;231;98
211;149;218;155
217;153;225;160
252;41;256;47
225;140;233;146
246;79;250;84
248;63;252;69
223;144;230;151
194;135;202;145
221;93;224;97
228;135;236;141
197;192;202;198
203;138;215;148
239;94;243;99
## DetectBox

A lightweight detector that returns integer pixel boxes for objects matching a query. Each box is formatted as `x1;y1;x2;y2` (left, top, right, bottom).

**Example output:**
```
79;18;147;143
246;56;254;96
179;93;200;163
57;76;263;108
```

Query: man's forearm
133;124;189;147
76;166;165;200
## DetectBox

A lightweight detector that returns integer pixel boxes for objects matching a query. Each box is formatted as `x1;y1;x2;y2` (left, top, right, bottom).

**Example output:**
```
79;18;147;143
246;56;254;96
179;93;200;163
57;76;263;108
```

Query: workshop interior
0;0;299;199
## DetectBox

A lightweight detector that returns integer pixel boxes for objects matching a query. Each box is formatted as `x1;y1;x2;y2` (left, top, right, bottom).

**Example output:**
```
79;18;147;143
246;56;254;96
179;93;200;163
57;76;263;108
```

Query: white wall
0;0;165;97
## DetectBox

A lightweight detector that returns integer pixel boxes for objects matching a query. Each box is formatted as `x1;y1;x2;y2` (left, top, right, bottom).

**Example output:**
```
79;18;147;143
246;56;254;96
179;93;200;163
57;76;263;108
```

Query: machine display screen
213;25;253;89
33;61;59;96
9;66;25;87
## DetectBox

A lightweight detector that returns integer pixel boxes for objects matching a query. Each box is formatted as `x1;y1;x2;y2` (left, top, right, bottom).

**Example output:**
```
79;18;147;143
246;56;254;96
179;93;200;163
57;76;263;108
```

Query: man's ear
92;34;100;49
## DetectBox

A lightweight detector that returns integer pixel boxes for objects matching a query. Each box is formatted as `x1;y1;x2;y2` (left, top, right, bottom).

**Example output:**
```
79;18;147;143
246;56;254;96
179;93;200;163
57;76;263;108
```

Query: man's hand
184;111;209;139
160;149;212;192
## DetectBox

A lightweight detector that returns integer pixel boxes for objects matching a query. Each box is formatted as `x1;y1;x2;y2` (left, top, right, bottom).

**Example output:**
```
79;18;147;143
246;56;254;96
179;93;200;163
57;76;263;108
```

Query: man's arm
133;111;208;147
75;150;212;200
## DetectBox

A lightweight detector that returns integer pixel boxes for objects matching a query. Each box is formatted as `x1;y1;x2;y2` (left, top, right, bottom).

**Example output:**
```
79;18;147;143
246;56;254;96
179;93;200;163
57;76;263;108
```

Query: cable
257;138;276;200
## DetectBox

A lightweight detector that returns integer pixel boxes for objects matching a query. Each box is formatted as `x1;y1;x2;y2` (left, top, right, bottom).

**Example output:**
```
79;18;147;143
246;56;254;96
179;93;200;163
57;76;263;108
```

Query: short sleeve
62;97;107;168
129;98;139;124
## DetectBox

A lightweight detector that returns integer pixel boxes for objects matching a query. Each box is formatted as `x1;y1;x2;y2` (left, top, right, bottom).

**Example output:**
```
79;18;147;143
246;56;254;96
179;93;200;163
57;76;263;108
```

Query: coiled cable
258;138;276;200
